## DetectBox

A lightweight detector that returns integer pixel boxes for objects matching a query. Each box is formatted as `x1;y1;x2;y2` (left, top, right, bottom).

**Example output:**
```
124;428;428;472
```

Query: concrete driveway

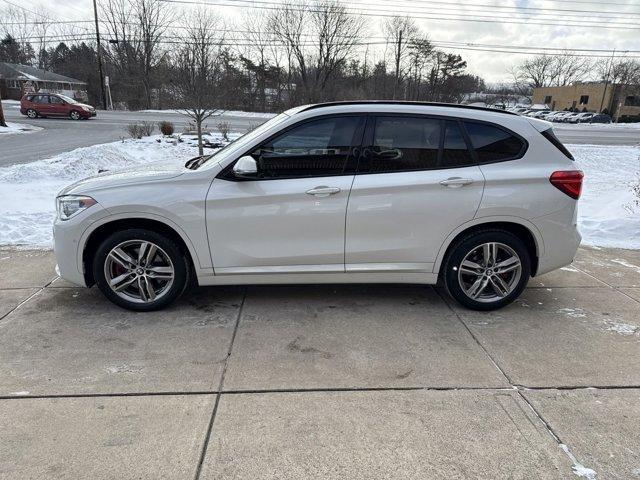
1;246;639;479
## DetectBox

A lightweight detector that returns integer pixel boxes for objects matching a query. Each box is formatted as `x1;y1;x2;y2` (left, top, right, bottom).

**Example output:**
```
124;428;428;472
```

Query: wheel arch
81;216;198;286
433;217;543;277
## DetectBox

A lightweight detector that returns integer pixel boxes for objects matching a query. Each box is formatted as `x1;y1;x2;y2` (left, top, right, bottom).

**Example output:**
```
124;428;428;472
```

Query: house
532;81;640;120
0;62;88;101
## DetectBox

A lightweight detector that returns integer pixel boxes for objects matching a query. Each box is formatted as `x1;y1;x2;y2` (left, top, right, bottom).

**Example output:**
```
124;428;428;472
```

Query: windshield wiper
185;155;211;170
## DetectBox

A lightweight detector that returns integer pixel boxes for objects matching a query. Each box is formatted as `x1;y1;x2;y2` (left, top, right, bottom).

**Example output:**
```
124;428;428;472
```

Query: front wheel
443;230;531;311
69;110;81;120
93;229;190;311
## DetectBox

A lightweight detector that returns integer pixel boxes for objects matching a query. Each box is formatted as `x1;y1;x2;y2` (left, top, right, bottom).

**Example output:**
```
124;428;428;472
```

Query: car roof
301;100;519;117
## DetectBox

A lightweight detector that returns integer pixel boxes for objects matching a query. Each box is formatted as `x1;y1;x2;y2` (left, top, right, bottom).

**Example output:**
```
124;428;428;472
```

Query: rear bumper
531;203;581;276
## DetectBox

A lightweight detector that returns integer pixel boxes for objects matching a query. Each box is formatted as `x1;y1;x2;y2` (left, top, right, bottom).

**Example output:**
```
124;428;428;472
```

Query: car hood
58;158;187;196
73;103;95;110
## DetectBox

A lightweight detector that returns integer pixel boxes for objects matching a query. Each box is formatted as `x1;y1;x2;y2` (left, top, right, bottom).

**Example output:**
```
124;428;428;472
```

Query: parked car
562;112;582;123
540;111;559;121
53;102;582;312
551;112;573;122
527;110;550;118
585;113;612;124
20;93;96;120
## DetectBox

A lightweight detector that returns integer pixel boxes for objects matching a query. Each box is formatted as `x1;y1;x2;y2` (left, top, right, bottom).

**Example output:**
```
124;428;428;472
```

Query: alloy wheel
103;240;175;304
27;109;37;118
70;111;80;120
457;242;522;303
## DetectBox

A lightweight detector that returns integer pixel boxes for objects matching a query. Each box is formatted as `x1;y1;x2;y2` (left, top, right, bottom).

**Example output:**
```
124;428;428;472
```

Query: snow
570;144;640;249
560;444;597;480
0;122;43;135
0;139;639;249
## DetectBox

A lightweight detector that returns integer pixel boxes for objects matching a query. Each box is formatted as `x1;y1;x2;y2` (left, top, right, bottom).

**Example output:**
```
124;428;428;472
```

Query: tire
93;229;190;311
442;229;531;311
26;109;37;118
69;110;81;120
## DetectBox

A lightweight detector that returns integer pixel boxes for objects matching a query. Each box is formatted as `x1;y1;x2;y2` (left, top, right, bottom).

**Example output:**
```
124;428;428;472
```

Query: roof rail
301;100;518;116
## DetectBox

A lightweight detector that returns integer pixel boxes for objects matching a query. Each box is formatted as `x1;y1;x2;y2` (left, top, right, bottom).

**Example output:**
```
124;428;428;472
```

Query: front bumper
53;203;109;286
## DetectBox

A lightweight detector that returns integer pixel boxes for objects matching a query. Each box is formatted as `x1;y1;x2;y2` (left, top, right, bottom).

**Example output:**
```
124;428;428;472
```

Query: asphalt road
1;104;638;167
0;106;271;167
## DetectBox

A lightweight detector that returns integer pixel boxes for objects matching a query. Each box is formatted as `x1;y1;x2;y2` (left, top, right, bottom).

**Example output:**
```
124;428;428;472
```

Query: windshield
57;94;78;104
194;112;290;169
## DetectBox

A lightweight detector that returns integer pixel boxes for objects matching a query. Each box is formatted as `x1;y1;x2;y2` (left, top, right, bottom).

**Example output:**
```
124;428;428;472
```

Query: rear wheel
93;229;189;311
443;229;531;311
26;109;37;118
69;110;81;120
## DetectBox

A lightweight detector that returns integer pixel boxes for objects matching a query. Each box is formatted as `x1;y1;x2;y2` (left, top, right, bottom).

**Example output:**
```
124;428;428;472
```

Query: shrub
159;120;174;136
125;123;143;139
140;121;155;136
217;121;230;141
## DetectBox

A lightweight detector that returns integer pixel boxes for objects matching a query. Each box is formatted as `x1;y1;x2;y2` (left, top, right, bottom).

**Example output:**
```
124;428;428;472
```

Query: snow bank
0;134;230;248
0;139;638;249
570;144;640;249
0;122;43;135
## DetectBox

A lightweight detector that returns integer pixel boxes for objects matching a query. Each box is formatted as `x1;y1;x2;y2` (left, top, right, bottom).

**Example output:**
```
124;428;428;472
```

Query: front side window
50;96;63;104
249;116;364;179
463;121;525;163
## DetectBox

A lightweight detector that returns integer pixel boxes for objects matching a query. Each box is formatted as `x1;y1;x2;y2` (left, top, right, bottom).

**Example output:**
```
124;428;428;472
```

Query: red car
20;93;97;120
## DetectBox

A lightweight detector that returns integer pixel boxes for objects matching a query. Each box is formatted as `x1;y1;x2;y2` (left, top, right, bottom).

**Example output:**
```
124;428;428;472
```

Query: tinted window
49;96;63;104
463;122;524;163
251;116;364;179
442;120;473;167
34;95;49;104
365;116;440;172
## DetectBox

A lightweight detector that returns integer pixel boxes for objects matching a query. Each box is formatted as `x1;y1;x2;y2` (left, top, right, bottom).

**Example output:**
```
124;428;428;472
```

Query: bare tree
270;0;365;102
101;0;173;109
175;8;226;155
510;53;591;93
383;16;418;99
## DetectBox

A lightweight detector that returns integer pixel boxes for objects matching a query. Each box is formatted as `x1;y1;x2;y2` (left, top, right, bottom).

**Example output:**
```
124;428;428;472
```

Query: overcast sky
27;0;640;83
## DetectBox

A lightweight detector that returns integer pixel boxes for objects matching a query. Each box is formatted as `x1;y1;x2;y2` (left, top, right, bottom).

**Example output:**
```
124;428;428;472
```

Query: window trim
461;118;529;165
217;113;366;182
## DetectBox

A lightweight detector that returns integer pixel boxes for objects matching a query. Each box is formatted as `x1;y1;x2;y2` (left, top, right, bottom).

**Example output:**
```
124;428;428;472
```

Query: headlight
56;195;97;221
81;106;91;112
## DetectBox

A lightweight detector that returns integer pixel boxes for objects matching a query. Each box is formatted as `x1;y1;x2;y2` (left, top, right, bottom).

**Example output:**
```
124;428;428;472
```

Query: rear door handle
439;177;474;188
306;186;341;197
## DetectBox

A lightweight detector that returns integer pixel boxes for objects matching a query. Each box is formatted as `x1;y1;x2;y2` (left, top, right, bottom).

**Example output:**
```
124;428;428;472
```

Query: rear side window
463;121;525;163
442;120;473;168
541;128;574;160
360;116;475;173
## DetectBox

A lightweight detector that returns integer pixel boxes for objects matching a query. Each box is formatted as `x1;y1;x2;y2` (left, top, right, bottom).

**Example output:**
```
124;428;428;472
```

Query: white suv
53;102;583;311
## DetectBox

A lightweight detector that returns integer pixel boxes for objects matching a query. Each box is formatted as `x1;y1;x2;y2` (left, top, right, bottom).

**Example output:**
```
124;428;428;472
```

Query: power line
152;0;640;30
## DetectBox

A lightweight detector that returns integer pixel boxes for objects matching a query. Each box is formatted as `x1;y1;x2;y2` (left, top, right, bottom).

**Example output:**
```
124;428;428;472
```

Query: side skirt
196;271;439;286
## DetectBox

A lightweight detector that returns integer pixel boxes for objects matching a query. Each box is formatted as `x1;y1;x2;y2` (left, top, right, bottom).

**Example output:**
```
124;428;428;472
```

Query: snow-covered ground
0;122;43;135
0;139;638;250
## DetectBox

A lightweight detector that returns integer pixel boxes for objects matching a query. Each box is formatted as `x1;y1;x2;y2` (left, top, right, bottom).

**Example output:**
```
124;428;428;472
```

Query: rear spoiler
526;117;553;132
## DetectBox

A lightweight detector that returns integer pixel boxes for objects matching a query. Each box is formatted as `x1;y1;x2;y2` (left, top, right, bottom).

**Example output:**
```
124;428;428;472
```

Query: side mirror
233;155;258;177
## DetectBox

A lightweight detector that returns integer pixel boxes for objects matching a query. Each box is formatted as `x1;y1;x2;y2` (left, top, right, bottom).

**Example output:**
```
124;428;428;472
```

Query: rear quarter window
463;121;526;163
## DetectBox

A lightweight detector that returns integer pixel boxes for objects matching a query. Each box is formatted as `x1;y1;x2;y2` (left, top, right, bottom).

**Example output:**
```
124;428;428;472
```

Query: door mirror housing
233;156;258;177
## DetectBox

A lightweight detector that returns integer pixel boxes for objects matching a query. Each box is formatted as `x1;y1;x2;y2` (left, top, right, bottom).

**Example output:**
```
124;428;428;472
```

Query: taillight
550;170;583;199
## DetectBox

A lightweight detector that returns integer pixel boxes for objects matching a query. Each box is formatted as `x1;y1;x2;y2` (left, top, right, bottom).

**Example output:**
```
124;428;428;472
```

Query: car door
206;115;365;274
345;115;485;273
34;95;53;116
48;95;67;116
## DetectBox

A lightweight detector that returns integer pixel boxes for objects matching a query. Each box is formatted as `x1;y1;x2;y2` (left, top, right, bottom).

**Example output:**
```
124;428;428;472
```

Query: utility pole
93;0;107;110
393;29;403;100
599;48;615;113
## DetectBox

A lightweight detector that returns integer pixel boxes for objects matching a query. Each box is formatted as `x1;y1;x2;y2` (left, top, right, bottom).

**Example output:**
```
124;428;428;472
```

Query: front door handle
306;186;341;197
439;177;474;188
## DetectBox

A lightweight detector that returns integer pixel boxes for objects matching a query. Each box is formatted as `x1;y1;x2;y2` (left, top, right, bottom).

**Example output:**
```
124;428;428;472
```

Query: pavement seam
433;286;597;478
0;278;56;324
3;384;640;401
193;286;247;480
572;264;640;305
